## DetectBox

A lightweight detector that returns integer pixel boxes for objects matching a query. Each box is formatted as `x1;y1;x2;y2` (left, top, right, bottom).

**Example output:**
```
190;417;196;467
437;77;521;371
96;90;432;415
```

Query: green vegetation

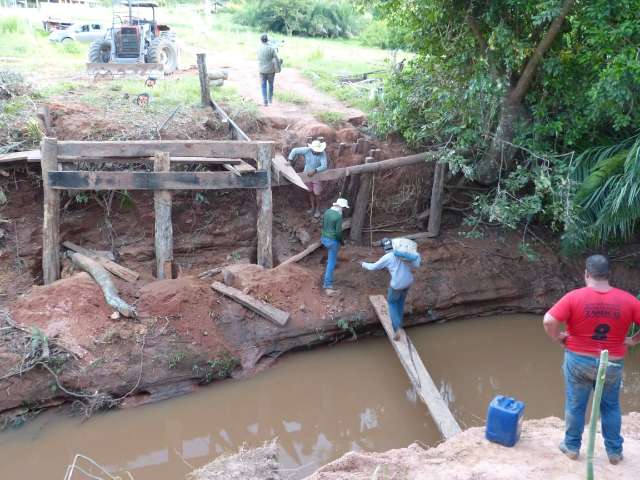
337;313;365;340
315;110;345;127
274;89;308;105
369;0;640;251
234;0;363;38
168;351;186;369
192;353;240;383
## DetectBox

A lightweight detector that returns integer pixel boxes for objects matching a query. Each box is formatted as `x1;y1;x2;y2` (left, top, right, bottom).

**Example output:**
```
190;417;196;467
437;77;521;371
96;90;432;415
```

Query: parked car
48;22;106;43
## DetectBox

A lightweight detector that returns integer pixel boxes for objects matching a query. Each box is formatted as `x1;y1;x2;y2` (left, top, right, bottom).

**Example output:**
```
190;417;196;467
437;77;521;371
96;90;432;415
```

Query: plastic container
485;395;526;447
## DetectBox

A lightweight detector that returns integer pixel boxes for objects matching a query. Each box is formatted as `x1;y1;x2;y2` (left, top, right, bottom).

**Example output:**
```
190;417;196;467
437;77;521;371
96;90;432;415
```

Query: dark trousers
260;73;275;104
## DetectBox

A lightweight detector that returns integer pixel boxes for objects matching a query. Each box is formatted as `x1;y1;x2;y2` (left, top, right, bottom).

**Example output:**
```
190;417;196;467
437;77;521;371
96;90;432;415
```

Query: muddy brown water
2;314;640;479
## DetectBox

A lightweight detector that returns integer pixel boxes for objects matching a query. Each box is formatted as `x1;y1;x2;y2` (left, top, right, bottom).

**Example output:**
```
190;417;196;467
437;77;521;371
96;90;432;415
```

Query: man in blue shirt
287;139;328;218
362;238;421;341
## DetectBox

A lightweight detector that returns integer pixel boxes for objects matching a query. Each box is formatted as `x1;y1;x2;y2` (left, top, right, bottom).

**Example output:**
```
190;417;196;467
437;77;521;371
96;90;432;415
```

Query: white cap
333;198;349;209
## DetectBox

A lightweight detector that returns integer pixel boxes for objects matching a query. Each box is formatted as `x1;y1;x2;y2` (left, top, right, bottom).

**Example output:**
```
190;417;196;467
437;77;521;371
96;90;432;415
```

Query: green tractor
87;1;179;77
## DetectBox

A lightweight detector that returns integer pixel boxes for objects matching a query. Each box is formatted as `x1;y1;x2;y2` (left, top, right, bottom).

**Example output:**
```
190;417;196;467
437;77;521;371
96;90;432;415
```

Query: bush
235;0;363;38
0;17;25;35
358;19;407;50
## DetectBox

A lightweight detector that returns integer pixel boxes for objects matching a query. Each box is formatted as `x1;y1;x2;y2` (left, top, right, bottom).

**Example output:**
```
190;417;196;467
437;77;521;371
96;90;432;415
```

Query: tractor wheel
88;40;111;63
146;39;178;74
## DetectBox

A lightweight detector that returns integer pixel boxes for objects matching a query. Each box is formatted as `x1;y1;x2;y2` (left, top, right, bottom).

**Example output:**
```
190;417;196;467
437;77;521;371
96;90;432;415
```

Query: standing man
288;139;328;218
361;238;421;341
257;33;280;107
543;254;640;464
321;197;349;295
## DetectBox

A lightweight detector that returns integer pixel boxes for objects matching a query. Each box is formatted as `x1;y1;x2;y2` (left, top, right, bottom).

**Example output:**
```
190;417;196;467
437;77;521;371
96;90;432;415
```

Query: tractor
87;1;179;76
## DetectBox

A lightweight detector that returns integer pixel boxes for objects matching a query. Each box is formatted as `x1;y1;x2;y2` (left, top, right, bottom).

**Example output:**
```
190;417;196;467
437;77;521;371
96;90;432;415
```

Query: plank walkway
369;295;462;439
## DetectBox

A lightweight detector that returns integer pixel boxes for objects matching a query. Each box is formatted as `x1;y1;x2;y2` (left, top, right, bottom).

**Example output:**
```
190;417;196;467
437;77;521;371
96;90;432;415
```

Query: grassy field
1;6;394;117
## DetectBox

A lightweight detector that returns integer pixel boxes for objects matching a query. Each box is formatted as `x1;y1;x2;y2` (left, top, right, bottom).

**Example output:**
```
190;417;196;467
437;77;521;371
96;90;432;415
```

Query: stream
2;314;640;479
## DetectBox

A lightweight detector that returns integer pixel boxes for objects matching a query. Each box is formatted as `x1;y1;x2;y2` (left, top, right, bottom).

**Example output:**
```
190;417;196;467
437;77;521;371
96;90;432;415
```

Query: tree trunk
474;0;575;185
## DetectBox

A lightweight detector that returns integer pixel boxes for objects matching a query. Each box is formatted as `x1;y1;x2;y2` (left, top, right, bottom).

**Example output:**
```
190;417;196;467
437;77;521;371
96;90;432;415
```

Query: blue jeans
562;350;624;456
321;236;339;288
387;287;409;331
260;73;275;104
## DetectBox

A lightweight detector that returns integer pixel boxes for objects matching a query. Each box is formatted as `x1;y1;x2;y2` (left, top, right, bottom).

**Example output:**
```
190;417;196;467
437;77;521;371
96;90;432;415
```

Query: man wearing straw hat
321;197;349;295
287;138;328;218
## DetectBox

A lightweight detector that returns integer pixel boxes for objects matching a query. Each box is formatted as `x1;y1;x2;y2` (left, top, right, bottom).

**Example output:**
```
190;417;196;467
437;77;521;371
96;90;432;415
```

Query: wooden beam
57;140;265;160
211;281;289;326
48;170;269;190
256;142;273;268
154;152;173;280
427;161;447;237
288;152;433;183
223;159;255;176
369;295;462;439
277;220;351;268
63;241;139;283
26;151;243;165
350;156;374;244
0;150;39;163
41;137;60;284
197;53;211;107
210;99;251;142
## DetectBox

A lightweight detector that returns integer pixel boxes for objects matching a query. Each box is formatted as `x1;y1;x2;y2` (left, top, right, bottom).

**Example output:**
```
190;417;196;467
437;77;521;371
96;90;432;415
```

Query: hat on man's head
309;139;326;153
333;198;349;209
381;237;393;253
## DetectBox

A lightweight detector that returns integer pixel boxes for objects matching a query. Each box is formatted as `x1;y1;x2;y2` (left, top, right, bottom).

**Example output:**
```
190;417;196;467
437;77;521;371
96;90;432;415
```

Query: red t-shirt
548;287;640;357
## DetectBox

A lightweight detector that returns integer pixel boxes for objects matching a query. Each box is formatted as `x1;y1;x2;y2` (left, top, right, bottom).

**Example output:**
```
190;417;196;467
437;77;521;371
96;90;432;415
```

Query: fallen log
69;252;136;318
198;266;223;279
277;219;351;268
211;281;289;326
63;241;139;283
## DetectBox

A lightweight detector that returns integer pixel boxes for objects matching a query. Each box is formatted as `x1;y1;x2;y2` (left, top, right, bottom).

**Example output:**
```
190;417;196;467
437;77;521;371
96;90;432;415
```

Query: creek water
2;314;640;479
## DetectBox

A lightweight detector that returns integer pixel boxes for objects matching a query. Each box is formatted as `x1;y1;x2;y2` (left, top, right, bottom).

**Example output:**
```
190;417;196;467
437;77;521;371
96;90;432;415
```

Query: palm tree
563;132;640;250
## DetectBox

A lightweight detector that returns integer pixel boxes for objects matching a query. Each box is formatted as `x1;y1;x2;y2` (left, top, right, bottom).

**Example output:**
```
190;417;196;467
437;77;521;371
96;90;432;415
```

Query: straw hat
309;139;327;153
333;198;349;209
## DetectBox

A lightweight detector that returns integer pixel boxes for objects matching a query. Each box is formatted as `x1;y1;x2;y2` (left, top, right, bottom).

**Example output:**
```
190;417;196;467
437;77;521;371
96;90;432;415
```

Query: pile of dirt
308;414;640;480
189;440;280;480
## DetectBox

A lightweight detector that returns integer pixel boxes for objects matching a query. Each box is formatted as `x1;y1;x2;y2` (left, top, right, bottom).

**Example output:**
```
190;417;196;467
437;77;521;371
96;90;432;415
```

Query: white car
48;22;106;43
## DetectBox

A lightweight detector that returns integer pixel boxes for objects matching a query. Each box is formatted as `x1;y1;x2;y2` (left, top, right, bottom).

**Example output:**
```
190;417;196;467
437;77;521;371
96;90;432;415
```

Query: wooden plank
48;170;269;190
256;142;273;268
63;241;139;283
57;140;266;160
29;153;243;165
350;156;373;244
154;152;173;280
369;295;462;439
211;281;289;326
287;152;433;183
277;220;351;268
223;159;255;176
41;137;60;284
272;154;309;191
427;161;447;237
197;53;211;107
0;150;39;163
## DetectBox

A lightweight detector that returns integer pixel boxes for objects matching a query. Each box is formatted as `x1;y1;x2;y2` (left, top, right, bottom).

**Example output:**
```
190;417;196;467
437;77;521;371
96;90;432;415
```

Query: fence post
256;142;273;268
154;152;173;279
197;53;211;107
427;161;447;236
350;156;374;244
42;137;60;284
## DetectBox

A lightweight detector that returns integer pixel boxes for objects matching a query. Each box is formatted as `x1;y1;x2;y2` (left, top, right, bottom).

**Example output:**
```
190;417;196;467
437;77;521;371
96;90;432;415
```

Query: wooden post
427;161;447;237
349;156;374;244
41;137;60;284
197;53;211;107
154;152;173;279
256;142;273;268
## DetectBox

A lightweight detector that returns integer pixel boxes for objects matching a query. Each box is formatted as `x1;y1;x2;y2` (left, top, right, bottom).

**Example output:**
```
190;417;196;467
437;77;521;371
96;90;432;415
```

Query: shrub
358;18;407;50
235;0;363;38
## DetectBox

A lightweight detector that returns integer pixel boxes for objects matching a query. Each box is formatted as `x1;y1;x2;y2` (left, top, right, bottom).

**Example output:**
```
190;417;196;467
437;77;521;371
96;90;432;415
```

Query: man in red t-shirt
544;254;640;464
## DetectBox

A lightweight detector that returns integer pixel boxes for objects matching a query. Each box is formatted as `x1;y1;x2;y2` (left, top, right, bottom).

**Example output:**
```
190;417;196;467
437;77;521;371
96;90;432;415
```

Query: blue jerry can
485;395;526;447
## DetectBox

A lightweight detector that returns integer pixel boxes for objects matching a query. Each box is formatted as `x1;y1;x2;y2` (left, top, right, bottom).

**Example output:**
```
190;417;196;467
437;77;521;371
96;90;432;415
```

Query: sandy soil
307;414;640;480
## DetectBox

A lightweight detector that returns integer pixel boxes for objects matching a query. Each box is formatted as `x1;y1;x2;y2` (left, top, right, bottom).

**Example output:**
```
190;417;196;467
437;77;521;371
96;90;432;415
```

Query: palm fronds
563;132;640;250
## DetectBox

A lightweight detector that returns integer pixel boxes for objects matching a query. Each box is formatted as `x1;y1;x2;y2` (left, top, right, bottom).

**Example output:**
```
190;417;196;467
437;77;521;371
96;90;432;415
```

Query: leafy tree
371;0;640;186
